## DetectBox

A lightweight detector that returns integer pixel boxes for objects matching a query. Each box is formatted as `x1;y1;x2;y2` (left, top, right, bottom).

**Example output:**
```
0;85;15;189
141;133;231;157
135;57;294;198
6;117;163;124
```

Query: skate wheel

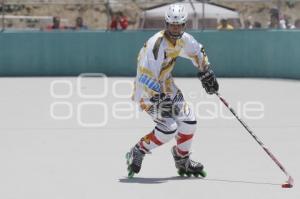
178;170;191;177
125;152;131;165
193;173;199;177
177;169;185;177
128;170;135;178
199;170;207;178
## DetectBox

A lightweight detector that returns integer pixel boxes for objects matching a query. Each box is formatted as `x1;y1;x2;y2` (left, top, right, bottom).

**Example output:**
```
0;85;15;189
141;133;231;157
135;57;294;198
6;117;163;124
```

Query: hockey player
126;4;219;178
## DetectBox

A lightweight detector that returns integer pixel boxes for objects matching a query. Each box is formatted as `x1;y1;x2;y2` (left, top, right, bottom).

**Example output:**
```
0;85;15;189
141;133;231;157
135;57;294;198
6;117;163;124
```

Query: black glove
150;93;173;118
198;68;219;95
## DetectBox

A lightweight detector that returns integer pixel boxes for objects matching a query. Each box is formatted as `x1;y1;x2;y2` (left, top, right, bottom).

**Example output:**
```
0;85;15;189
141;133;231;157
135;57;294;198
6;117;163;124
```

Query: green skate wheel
126;152;135;178
193;173;199;177
125;152;130;160
186;172;191;177
125;152;131;165
128;170;135;178
199;170;207;178
177;169;185;177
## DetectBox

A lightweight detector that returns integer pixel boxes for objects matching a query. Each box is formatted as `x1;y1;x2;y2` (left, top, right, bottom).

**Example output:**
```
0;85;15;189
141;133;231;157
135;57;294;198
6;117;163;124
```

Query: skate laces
132;147;145;167
188;159;200;168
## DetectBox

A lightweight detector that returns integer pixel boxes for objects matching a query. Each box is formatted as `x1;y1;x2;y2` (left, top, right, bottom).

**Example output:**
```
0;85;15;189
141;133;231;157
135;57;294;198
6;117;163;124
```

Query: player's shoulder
143;31;165;59
181;32;203;47
181;32;197;42
146;31;164;46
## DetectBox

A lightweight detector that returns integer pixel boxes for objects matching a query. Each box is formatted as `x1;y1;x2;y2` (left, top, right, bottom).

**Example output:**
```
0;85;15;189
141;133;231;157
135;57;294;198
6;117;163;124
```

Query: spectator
253;21;262;29
110;12;128;30
279;15;287;29
269;14;279;29
268;8;286;29
72;17;88;30
244;19;253;29
217;19;234;30
295;19;300;29
268;8;279;29
46;16;65;30
283;15;295;29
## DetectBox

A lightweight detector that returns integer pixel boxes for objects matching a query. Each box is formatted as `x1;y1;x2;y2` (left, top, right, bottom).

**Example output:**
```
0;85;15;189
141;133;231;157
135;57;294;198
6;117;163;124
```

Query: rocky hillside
1;0;300;29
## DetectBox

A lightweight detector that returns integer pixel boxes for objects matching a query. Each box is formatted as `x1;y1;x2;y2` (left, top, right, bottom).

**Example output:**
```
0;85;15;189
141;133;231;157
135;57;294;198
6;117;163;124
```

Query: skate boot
126;144;146;178
171;146;207;178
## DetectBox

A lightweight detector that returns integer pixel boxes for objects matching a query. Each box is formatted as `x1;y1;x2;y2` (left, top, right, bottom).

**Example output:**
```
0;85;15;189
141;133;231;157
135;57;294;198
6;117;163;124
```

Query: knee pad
177;120;197;134
154;118;177;143
155;117;178;132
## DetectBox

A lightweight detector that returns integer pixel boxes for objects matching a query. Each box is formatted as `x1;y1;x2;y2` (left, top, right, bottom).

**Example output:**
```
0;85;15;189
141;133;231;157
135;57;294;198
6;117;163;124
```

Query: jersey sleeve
180;34;210;71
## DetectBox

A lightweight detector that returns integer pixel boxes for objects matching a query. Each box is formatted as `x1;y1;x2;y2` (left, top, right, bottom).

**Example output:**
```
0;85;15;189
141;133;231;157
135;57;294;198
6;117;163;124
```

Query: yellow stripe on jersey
131;79;136;100
140;85;157;99
165;78;173;93
190;54;209;70
166;50;180;59
159;58;176;80
139;67;154;78
191;55;201;69
201;56;209;69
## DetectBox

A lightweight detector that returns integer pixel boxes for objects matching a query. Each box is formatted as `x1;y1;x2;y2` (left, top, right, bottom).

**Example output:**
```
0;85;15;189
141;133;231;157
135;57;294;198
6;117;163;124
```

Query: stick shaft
216;92;292;180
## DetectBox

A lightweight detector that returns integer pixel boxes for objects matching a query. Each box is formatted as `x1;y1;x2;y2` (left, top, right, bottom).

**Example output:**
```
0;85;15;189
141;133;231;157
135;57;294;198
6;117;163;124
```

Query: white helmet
165;4;188;25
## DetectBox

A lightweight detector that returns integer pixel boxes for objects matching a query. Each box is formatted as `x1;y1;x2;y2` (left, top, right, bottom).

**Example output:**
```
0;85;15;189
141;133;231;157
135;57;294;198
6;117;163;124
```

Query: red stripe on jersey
176;132;193;145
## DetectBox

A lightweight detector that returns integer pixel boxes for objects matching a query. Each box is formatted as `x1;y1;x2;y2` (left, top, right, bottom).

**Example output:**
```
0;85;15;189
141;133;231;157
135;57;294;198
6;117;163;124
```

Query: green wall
0;30;300;78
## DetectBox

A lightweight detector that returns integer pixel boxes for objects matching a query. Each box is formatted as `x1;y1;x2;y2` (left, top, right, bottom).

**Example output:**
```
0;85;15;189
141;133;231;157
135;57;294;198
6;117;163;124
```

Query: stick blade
281;176;294;188
281;183;293;188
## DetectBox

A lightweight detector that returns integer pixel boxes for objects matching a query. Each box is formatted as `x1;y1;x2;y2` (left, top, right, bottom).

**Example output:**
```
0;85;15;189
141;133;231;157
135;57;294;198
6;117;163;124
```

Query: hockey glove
150;93;173;118
198;68;219;95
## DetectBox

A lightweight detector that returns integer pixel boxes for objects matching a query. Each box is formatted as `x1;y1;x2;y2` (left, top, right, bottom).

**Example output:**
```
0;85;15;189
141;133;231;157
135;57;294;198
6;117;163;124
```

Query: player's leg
138;119;177;153
171;91;197;156
175;115;197;157
126;115;177;177
171;145;206;177
171;92;206;177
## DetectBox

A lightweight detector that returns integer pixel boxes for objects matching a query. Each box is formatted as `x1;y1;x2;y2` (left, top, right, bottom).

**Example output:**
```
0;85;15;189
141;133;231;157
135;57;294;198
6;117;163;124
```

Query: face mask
165;23;185;40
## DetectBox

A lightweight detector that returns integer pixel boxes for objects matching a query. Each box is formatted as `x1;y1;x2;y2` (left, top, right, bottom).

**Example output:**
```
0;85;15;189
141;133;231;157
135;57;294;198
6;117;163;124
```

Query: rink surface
0;77;299;199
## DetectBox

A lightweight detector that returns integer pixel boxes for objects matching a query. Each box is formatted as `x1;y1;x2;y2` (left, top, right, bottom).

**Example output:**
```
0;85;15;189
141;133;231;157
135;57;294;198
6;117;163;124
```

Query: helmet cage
165;22;186;39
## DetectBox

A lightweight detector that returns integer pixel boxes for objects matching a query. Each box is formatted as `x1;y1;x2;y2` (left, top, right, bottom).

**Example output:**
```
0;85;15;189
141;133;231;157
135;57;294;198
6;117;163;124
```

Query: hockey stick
215;92;294;188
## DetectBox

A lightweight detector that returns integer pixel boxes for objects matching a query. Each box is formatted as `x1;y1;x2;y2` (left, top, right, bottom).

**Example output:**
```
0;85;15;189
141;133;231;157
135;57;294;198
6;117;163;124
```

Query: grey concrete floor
0;77;299;199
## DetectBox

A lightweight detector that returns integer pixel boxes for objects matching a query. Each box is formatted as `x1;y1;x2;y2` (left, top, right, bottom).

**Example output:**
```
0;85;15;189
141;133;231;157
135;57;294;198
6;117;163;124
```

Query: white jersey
132;30;209;110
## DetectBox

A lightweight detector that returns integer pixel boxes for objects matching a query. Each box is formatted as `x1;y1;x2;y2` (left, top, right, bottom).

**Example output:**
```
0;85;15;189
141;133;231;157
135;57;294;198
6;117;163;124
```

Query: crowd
43;12;128;31
45;16;88;30
44;13;300;32
2;10;300;31
217;8;300;30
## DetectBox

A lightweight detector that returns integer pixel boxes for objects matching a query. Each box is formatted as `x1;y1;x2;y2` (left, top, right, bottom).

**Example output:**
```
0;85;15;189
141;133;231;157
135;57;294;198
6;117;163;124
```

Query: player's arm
181;35;219;94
